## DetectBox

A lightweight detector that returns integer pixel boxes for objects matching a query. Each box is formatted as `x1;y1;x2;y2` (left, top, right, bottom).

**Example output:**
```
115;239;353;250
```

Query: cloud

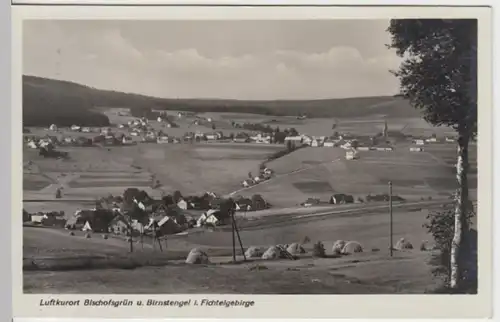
23;22;402;100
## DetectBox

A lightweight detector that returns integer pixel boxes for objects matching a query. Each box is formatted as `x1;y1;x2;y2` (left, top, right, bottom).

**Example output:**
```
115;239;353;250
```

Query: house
357;146;370;151
81;127;91;133
155;216;182;235
323;141;335;148
30;213;45;223
376;146;394;152
330;194;354;205
301;198;321;207
233;137;250;143
63;137;74;144
101;128;113;135
410;147;424;152
49;124;58;131
414;139;425;145
311;139;320;147
27;140;38;149
235;198;253;212
177;199;188;210
445;137;456;143
251;194;268;210
130;131;140;137
41;213;66;227
122;136;134;145
109;216;129;235
205;133;218;140
82;220;93;232
118;124;126;129
196;209;227;227
70;125;81;131
346;150;359;160
242;179;254;188
285;136;302;143
426;137;438;143
157;136;169;144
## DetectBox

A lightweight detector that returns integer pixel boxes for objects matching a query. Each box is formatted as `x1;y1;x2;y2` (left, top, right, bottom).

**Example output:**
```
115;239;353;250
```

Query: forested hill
23;75;420;126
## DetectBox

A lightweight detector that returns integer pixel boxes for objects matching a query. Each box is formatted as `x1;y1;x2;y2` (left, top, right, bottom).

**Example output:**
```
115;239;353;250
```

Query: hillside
23;75;421;126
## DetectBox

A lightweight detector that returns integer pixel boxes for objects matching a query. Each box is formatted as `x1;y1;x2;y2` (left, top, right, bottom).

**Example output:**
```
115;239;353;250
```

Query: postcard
11;4;493;319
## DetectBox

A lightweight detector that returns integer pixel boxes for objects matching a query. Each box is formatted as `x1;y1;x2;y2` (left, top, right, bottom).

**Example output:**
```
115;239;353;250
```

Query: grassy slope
23;75;421;127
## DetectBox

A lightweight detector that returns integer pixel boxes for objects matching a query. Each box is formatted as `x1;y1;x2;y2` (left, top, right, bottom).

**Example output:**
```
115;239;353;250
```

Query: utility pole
231;209;236;262
389;181;393;257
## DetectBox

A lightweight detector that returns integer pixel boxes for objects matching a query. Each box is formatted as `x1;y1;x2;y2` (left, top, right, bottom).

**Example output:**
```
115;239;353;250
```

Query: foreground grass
24;264;397;294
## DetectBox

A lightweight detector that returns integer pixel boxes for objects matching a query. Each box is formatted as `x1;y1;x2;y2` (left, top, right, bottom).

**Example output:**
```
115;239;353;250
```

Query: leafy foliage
387;19;477;136
423;207;477;293
312;241;326;258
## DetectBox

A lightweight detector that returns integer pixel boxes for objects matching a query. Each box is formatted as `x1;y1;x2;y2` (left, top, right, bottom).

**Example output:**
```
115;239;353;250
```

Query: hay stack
84;233;91;239
68;231;75;236
102;234;108;240
185;248;210;264
245;246;263;258
341;241;363;254
332;240;346;255
262;246;281;260
395;238;413;250
286;243;306;255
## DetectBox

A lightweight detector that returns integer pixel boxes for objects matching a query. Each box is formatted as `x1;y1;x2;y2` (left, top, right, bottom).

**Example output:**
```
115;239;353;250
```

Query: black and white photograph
18;9;488;305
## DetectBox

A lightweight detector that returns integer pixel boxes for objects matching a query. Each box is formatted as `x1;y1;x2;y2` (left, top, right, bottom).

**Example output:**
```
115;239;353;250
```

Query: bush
312;241;326;258
423;207;477;293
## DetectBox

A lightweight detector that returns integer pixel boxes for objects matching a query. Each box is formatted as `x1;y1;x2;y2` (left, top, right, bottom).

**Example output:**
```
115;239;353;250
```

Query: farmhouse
330;194;354;205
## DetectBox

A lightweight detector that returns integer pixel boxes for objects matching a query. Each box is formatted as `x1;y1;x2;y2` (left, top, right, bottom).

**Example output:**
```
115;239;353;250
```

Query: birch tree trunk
450;131;470;289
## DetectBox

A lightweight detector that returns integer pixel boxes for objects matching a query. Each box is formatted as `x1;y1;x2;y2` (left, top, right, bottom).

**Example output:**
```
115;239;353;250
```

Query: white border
8;3;495;321
9;0;497;7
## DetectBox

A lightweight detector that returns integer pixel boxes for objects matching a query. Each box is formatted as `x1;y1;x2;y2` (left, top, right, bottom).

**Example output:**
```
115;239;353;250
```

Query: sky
23;20;403;100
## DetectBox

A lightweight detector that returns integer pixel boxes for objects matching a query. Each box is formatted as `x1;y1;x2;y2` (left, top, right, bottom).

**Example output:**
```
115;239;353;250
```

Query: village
23;106;462;261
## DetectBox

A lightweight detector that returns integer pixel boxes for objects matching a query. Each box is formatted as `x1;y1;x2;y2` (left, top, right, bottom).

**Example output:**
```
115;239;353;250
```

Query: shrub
312;241;326;258
423;207;477;293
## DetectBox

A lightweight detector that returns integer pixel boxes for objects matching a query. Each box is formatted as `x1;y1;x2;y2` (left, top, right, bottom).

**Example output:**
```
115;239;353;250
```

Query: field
23;205;444;294
22;110;477;294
